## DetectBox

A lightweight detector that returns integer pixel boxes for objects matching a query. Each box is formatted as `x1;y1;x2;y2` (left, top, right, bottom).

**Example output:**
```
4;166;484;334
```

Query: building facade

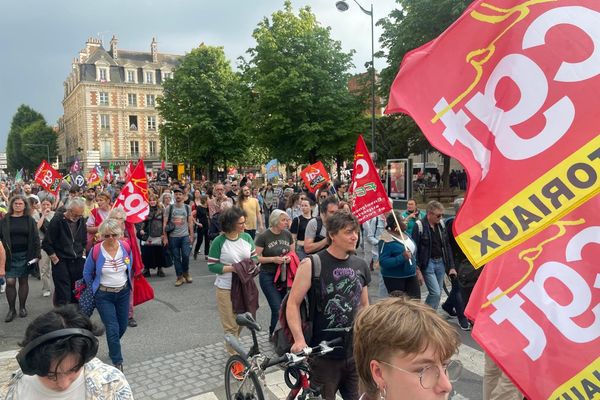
59;36;182;171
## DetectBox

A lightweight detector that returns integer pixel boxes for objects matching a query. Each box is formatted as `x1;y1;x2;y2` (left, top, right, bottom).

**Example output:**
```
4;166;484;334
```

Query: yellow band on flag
548;357;600;400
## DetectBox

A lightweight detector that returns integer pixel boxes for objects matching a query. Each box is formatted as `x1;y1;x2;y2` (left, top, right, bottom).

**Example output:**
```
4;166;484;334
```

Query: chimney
151;37;158;63
110;35;118;60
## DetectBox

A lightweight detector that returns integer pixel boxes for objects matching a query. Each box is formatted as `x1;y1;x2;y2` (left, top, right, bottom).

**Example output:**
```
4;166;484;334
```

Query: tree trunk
335;154;342;182
442;155;451;189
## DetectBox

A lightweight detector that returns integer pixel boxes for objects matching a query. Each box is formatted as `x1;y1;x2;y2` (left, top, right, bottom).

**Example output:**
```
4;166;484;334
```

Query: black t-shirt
255;229;293;273
311;250;371;359
430;223;443;259
9;215;29;253
290;215;313;241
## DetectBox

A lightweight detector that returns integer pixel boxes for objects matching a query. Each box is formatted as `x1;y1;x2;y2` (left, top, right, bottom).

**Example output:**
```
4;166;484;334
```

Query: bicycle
224;312;342;400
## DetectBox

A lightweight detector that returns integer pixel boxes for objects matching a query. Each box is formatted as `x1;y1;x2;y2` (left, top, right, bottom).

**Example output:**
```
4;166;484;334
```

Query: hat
172;188;183;194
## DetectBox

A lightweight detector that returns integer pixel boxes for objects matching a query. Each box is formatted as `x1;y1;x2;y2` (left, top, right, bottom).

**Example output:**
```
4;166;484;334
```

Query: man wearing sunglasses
411;201;457;312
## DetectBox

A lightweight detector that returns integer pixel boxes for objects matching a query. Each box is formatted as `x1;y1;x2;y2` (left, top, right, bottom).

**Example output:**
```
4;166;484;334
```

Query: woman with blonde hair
353;297;462;400
83;219;133;371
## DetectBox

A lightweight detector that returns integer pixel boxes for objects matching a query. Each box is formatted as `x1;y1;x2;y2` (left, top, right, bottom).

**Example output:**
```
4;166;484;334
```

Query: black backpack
271;254;322;356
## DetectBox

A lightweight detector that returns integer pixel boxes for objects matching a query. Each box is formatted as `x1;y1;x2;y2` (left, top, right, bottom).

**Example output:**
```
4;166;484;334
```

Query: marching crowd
0;175;522;400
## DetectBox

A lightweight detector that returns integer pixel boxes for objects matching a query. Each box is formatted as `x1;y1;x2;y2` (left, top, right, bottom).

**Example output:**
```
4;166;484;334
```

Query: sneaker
183;272;193;283
128;318;138;328
42;290;51;297
204;255;208;261
459;319;472;331
193;252;198;260
114;363;123;372
441;302;457;317
142;269;151;278
0;282;6;294
175;276;185;287
157;268;165;277
230;360;245;380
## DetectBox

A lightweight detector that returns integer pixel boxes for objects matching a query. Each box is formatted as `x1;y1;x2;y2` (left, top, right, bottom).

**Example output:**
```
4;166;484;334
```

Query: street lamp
336;0;376;156
25;144;50;162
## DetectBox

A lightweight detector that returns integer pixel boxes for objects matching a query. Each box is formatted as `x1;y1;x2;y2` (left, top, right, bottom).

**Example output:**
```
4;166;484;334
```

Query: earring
379;386;387;400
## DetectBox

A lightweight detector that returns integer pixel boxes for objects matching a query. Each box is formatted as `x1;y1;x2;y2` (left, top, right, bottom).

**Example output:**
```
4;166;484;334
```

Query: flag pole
390;210;413;265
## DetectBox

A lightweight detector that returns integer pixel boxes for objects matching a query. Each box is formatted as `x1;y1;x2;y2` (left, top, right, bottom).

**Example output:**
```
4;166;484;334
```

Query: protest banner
34;160;62;194
113;160;149;223
386;1;600;398
265;159;280;181
300;161;330;193
350;135;390;224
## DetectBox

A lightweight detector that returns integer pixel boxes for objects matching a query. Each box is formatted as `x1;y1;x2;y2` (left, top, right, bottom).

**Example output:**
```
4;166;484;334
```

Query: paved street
0;251;484;399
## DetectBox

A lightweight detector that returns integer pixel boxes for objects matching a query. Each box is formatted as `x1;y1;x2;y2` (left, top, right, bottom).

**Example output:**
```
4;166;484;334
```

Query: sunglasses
433;213;443;218
103;234;119;239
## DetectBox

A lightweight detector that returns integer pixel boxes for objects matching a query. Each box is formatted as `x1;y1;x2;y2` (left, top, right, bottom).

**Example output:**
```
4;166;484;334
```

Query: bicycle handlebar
265;337;344;368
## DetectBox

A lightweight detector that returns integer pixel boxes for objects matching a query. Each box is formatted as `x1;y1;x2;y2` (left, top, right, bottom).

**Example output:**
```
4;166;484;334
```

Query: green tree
240;1;365;165
377;0;471;186
6;105;56;173
157;45;243;180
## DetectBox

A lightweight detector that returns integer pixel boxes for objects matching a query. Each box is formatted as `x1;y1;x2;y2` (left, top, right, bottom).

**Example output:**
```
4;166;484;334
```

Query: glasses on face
237;220;247;226
433;212;443;218
103;233;119;239
379;359;462;390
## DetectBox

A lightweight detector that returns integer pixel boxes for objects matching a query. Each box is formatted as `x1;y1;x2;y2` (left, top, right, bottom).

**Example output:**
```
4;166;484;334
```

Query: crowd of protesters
0;172;520;400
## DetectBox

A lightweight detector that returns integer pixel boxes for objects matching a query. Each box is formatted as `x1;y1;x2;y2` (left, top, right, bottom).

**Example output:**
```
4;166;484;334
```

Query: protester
237;185;263;239
288;210;370;400
83;219;133;372
303;196;338;254
32;198;55;298
0;195;41;322
255;209;293;335
285;193;302;220
192;193;210;261
401;199;425;236
378;211;420;300
83;187;98;218
86;192;111;252
163;188;194;287
139;193;168;277
3;304;132;398
353;297;462;400
208;207;257;353
290;198;314;261
208;183;233;218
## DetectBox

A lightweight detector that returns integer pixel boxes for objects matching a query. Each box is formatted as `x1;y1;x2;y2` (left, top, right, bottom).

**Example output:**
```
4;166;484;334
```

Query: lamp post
336;0;376;155
25;144;50;163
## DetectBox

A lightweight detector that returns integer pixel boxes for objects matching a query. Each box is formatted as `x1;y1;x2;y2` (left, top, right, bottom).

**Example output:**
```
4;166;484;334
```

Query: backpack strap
416;219;423;235
92;242;102;262
308;253;322;315
316;217;323;238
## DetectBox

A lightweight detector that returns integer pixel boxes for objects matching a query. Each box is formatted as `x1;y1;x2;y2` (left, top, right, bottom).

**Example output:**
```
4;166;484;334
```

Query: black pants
52;257;84;305
309;356;359;400
194;226;210;256
383;275;421;300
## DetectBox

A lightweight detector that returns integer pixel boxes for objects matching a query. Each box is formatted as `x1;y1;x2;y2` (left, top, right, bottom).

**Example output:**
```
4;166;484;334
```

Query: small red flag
300;162;330;193
34;160;63;195
113;160;149;223
350;135;391;224
161;160;166;170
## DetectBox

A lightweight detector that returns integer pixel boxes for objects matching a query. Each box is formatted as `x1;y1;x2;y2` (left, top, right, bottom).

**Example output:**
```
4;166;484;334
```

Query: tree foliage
376;0;471;185
6;105;57;173
157;45;244;179
239;1;365;165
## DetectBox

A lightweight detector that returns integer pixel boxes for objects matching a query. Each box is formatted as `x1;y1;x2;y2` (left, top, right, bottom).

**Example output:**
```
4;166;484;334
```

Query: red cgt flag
350;135;390;224
386;1;600;399
113;160;149;223
34;160;62;195
300;161;330;193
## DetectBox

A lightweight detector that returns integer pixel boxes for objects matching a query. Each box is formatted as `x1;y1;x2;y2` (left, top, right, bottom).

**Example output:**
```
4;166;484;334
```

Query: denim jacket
83;241;133;294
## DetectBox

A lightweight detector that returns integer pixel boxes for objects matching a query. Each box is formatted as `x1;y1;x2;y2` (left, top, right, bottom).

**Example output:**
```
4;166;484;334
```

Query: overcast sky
0;0;400;152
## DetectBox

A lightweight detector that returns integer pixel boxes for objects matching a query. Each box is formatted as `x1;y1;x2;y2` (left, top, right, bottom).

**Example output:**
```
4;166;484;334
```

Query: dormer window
145;71;154;84
98;67;109;82
162;71;172;80
127;69;137;83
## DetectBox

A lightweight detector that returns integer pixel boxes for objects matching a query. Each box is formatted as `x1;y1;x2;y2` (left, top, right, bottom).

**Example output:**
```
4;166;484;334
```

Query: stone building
59;36;182;171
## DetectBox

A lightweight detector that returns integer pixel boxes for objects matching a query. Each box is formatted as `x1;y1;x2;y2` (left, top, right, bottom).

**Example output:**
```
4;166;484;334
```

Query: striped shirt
208;233;257;290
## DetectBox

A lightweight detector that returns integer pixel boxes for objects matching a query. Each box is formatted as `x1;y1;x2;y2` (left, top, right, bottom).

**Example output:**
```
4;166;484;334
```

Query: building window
147;116;157;131
145;71;154;84
146;94;155;107
101;139;112;158
163;71;172;80
130;141;139;157
128;93;137;107
98;68;108;82
127;69;136;83
148;141;157;156
129;115;138;131
99;92;109;106
100;114;110;130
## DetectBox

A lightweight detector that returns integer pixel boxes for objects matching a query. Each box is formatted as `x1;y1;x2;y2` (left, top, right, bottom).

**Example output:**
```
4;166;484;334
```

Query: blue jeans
259;271;286;335
423;258;446;309
95;286;130;365
169;236;191;277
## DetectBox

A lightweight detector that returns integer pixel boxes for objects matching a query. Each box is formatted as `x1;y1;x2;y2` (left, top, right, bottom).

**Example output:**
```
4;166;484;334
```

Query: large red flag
300;162;330;193
34;160;62;195
386;1;600;398
113;160;149;223
350;135;390;224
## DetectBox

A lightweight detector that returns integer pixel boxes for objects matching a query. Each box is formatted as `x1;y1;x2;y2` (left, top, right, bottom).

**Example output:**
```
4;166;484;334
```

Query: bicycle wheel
224;354;264;400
